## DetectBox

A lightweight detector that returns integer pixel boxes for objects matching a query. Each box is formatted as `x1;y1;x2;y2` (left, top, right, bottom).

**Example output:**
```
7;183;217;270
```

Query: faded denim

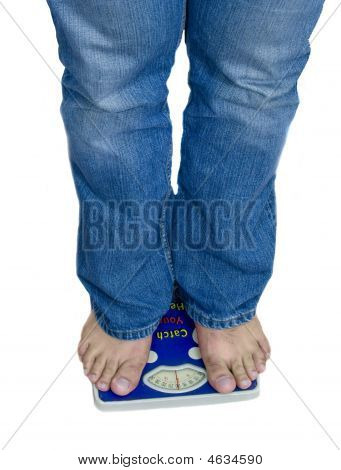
47;0;324;338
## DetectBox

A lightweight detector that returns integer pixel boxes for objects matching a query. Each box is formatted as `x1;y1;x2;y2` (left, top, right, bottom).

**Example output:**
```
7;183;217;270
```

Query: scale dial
143;364;207;394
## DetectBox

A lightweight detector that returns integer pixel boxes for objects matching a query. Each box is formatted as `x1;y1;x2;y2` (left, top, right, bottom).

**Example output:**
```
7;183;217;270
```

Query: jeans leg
173;0;324;328
47;0;185;339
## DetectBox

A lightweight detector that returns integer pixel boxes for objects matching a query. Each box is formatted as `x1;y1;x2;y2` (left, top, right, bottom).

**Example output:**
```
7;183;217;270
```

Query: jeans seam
160;188;175;281
264;190;277;251
265;197;276;230
176;0;187;47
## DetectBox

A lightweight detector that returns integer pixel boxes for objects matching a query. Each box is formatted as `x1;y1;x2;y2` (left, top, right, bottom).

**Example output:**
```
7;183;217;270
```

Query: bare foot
196;316;270;394
78;312;152;395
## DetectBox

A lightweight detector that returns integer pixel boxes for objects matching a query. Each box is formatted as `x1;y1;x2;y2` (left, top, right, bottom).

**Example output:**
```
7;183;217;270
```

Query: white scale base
93;380;259;411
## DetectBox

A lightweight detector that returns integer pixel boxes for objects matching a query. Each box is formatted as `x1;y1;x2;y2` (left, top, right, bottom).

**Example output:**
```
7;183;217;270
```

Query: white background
1;1;341;469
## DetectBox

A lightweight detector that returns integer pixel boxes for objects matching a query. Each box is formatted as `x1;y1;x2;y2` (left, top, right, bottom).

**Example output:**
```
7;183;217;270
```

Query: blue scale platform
93;301;258;410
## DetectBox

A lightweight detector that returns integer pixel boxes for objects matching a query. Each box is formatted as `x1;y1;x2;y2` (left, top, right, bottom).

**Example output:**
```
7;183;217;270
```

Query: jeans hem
186;304;256;329
91;302;161;340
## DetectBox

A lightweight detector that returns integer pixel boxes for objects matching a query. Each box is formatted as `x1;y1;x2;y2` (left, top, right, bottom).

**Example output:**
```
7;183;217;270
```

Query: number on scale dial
143;364;207;394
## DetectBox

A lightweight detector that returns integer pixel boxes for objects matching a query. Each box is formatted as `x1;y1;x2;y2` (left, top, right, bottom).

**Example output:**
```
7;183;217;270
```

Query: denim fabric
47;0;324;338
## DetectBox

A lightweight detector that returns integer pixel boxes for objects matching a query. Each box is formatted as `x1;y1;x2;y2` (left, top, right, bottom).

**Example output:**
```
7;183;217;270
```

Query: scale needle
175;371;180;390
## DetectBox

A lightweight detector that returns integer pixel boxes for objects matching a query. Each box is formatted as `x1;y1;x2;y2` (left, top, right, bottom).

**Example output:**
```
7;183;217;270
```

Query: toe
247;317;271;357
78;340;89;359
231;360;251;389
81;348;96;376
88;355;106;384
204;358;236;394
243;354;258;381
258;335;271;358
111;360;145;396
97;361;118;392
253;351;266;373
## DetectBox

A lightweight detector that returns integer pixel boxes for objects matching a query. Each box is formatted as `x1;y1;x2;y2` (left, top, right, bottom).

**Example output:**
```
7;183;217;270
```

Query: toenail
89;374;97;381
259;364;266;372
250;370;257;379
216;376;233;388
115;377;131;392
98;382;107;390
241;379;251;388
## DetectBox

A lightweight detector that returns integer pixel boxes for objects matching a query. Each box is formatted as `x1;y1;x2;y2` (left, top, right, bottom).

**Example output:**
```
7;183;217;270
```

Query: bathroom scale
93;301;259;411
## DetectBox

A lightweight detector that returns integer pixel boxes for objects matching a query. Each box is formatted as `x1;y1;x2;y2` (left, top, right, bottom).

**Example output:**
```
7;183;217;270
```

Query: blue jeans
47;0;324;339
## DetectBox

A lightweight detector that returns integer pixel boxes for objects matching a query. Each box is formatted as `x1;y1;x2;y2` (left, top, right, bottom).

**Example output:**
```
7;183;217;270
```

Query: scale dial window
143;364;207;394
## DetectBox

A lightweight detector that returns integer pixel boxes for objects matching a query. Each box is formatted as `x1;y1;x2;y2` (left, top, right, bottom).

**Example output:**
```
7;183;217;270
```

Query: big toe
111;360;146;396
204;358;236;394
